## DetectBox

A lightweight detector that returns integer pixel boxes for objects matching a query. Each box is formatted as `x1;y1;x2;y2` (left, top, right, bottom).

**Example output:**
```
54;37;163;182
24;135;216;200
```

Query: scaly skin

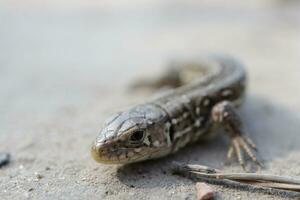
91;55;261;169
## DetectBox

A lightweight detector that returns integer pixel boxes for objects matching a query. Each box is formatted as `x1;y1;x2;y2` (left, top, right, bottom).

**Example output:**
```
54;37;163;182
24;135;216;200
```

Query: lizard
91;54;262;170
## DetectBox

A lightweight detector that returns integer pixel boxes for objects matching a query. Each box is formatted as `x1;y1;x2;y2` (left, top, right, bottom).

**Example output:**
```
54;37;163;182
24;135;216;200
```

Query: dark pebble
0;152;10;168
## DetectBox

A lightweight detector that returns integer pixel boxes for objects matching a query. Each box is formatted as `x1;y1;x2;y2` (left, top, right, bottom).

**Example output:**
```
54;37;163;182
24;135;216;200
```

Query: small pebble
0;152;10;168
196;182;215;200
45;167;51;171
34;172;44;180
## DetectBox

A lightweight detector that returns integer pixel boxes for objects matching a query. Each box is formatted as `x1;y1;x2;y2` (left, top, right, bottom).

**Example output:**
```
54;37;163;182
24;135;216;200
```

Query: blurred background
1;0;300;199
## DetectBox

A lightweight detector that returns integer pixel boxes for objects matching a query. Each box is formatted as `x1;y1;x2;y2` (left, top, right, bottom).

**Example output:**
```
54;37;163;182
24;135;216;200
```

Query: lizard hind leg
130;60;215;91
211;101;262;170
130;65;183;91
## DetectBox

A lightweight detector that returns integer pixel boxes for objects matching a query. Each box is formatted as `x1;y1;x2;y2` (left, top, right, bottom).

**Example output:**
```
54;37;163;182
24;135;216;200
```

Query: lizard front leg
211;101;262;170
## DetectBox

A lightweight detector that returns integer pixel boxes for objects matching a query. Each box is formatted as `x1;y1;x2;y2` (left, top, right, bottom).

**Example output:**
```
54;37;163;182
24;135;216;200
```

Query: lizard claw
229;136;263;171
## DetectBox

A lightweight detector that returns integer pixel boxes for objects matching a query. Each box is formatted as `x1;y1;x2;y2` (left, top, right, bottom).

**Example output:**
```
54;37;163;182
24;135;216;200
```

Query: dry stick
251;182;300;192
191;172;300;192
174;163;221;174
192;172;300;186
174;168;300;198
173;162;300;185
171;162;300;198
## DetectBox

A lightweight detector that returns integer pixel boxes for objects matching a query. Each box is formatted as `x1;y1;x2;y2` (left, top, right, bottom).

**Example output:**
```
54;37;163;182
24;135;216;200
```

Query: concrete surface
1;0;300;199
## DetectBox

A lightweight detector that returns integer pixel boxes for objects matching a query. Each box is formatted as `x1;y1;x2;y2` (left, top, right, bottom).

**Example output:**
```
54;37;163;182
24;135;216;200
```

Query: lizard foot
211;101;263;171
227;135;263;171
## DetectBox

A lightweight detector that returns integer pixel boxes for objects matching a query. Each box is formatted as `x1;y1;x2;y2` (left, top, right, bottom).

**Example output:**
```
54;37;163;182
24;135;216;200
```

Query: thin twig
250;182;300;192
172;162;221;174
171;162;300;197
192;171;300;185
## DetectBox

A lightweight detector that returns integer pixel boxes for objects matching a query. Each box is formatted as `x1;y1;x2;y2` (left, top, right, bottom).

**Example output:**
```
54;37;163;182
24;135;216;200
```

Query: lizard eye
129;130;145;143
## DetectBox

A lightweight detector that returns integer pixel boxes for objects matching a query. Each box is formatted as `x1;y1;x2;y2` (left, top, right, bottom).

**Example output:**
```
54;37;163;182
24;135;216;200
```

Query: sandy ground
1;0;300;199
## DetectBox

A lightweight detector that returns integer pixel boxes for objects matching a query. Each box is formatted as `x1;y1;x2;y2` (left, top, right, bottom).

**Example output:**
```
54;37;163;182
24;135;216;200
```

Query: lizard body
91;55;260;169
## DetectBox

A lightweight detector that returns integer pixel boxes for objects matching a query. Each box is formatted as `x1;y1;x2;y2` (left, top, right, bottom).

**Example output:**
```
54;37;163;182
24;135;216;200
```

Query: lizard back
151;55;246;153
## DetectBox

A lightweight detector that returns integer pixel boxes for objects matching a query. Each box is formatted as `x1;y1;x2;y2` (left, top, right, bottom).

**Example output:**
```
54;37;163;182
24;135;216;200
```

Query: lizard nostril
91;142;107;162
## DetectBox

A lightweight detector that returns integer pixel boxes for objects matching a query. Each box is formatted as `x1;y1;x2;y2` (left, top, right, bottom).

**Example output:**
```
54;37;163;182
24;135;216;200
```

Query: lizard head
91;104;170;164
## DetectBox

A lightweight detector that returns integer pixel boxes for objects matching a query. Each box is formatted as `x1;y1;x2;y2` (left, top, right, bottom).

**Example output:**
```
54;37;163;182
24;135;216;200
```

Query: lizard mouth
91;142;150;164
